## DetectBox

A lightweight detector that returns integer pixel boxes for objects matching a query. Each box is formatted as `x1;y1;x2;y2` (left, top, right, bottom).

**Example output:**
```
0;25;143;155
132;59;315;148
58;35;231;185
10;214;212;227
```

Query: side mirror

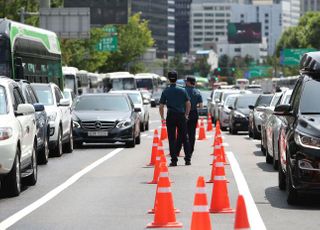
215;99;220;103
33;103;45;112
248;105;254;110
228;106;234;110
59;98;70;107
274;104;292;116
16;104;35;116
78;88;83;95
134;107;142;112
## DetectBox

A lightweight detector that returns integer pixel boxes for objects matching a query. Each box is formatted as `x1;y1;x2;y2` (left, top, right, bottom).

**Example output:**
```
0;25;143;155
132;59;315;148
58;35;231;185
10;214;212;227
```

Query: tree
99;13;154;73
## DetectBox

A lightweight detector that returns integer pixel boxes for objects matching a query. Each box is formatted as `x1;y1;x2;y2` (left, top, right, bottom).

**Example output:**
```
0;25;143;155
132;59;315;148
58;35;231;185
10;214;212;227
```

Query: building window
220;48;223;52
265;19;269;23
234;48;241;52
205;26;213;29
241;14;244;18
193;13;203;17
204;6;213;10
265;32;269;36
193;26;203;29
265;26;269;30
205;19;214;23
194;19;203;23
205;13;214;17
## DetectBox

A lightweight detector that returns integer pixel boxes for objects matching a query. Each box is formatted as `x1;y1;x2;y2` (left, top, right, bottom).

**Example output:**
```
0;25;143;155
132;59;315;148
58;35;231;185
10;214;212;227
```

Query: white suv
0;77;38;197
32;83;73;157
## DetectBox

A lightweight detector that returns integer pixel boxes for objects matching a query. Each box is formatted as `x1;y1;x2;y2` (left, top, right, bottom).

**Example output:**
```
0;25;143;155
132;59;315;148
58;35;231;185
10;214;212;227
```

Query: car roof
110;90;141;94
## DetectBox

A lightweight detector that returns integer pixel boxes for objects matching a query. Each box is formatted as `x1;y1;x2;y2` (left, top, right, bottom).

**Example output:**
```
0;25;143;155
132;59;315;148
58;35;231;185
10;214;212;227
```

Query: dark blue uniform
160;84;191;164
177;86;203;155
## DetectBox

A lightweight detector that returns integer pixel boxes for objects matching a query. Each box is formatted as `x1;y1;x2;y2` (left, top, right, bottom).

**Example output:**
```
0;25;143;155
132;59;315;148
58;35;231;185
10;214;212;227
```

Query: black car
150;90;162;107
16;80;50;164
276;52;320;204
229;94;259;134
72;93;141;148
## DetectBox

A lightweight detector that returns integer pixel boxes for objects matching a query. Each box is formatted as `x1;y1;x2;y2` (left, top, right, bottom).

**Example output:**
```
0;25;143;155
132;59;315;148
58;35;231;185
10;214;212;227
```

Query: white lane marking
141;133;148;137
252;139;260;143
0;148;124;230
226;151;266;230
149;120;161;124
222;142;229;147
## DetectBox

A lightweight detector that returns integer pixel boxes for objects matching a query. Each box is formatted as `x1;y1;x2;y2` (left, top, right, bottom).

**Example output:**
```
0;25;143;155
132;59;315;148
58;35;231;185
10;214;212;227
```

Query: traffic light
231;67;235;72
217;67;221;72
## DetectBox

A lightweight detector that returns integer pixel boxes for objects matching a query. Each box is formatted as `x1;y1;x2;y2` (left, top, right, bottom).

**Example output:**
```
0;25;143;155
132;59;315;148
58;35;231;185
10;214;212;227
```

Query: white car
110;90;150;131
63;88;76;106
0;77;38;197
32;83;73;156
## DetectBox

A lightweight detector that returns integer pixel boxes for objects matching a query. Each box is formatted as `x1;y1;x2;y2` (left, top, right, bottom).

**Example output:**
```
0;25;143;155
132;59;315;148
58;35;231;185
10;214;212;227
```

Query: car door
55;87;71;138
12;86;35;163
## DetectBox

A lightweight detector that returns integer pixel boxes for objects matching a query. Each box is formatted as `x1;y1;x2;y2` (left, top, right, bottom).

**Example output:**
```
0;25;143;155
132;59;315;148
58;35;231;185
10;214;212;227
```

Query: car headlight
48;112;57;122
234;111;245;118
294;131;320;149
259;112;266;120
73;120;81;128
116;119;132;128
0;127;13;141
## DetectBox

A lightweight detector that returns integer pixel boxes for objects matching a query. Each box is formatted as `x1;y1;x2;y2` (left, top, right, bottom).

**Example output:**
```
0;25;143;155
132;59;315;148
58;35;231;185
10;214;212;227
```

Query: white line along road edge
226;151;266;230
0;148;124;230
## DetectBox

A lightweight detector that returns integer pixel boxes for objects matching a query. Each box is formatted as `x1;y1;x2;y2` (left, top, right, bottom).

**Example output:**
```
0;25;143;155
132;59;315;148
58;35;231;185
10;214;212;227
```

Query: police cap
186;76;196;85
168;71;178;81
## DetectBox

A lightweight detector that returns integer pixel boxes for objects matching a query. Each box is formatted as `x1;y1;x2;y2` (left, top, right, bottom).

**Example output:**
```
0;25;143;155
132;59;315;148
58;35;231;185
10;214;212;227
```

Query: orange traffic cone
220;138;229;165
160;120;168;141
212;124;222;147
157;139;165;158
147;129;159;166
207;115;213;132
198;118;206;140
234;195;250;230
147;166;183;228
148;163;180;214
190;176;212;230
216;120;220;129
209;154;234;214
207;146;219;183
148;150;162;184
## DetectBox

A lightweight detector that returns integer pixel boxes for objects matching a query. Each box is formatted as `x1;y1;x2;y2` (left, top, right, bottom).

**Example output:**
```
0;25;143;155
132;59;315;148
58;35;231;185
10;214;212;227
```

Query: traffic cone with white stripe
147;129;159;166
209;154;234;214
160;120;168;141
212;124;222;147
234;195;250;230
220;138;229;165
207;114;213;132
148;162;180;214
148;150;162;184
198;118;207;140
190;176;212;230
147;165;183;228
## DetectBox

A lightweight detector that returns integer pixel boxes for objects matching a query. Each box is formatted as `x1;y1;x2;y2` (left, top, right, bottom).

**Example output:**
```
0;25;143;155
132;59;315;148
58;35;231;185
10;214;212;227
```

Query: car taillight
0;128;13;141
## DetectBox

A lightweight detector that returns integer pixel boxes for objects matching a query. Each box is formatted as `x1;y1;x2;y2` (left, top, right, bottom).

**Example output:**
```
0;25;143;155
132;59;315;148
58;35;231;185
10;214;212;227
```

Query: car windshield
214;91;222;101
284;94;291;104
222;92;238;102
128;93;142;105
112;78;136;90
74;95;130;111
256;95;273;106
200;91;211;106
270;94;281;107
63;91;71;99
225;96;238;107
300;81;320;114
236;95;259;109
33;85;54;105
0;86;7;114
136;79;153;90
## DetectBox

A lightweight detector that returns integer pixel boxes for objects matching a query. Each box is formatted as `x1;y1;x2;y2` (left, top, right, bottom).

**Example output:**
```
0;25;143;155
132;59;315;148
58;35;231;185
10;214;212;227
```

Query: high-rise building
175;0;192;54
301;0;320;13
132;0;175;59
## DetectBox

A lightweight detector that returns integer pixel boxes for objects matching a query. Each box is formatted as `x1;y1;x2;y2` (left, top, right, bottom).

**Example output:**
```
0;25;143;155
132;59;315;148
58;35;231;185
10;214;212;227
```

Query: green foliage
100;13;154;73
193;57;211;77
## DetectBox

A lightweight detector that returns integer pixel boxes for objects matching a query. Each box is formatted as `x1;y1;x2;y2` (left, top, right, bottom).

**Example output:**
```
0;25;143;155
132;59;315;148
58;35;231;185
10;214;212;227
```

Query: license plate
235;123;242;127
88;131;108;136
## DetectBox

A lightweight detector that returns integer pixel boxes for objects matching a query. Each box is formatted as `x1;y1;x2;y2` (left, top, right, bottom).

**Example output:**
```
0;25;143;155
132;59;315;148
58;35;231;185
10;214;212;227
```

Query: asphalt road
1;107;320;229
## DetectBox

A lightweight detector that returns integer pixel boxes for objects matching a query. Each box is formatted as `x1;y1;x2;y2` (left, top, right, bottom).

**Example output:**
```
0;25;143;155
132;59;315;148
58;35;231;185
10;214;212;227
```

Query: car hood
298;115;320;136
235;108;250;116
44;105;57;115
0;114;15;127
73;110;131;122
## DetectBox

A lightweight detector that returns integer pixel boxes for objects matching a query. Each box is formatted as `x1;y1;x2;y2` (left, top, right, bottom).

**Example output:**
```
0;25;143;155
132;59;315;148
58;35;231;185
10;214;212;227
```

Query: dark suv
276;52;320;204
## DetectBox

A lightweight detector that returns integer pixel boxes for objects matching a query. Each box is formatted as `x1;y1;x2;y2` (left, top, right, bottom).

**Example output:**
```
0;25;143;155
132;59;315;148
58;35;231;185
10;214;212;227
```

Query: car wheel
266;148;273;164
231;125;237;134
38;133;49;165
136;131;141;145
248;126;253;138
272;138;279;170
221;126;227;131
145;119;149;131
3;150;21;197
125;131;136;148
25;143;38;186
52;128;63;157
252;121;260;139
286;163;299;205
63;124;74;153
278;154;286;190
261;140;266;155
140;122;145;132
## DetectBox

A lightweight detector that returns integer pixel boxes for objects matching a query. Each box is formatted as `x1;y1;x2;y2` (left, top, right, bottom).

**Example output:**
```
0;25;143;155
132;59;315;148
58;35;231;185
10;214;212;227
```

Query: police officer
159;71;191;166
176;76;203;157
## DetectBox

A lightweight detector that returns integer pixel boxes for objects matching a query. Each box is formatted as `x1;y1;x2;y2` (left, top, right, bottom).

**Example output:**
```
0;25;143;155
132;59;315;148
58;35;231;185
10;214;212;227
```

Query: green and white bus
0;19;63;89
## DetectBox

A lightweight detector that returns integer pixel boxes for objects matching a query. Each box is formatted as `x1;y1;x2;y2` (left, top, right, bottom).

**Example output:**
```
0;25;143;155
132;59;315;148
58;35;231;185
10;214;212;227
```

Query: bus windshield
136;79;153;90
64;75;77;92
112;78;136;90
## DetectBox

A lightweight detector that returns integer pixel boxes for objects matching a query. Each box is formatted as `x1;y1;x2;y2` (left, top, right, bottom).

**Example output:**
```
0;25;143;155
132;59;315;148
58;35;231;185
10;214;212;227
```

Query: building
175;0;192;54
132;0;175;59
301;0;320;13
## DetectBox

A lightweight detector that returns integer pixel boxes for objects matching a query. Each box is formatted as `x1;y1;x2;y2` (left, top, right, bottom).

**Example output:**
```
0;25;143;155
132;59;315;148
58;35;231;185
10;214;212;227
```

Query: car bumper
232;118;249;131
73;126;134;144
0;139;17;174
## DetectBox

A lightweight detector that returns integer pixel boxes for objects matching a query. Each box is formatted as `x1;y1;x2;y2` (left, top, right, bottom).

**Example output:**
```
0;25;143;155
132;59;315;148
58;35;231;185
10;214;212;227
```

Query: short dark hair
168;71;178;83
186;76;196;85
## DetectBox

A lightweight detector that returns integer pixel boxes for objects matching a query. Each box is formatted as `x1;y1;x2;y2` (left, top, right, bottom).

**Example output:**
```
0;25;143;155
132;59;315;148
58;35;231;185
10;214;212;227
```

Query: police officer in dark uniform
176;76;203;157
159;71;191;166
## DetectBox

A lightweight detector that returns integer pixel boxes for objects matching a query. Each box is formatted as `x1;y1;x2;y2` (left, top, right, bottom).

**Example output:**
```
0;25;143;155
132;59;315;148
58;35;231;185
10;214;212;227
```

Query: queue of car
0;75;152;197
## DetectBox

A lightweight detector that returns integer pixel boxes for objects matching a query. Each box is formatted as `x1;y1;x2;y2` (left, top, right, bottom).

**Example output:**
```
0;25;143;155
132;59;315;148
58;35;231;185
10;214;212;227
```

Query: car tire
63;124;74;153
231;125;237;134
52;127;63;157
25;143;38;186
248;127;253;138
221;126;227;131
3;150;21;197
252;121;260;139
140;122;145;132
125;130;136;148
266;149;273;164
278;154;286;190
272;138;279;170
38;133;49;165
145;119;149;131
74;141;83;149
136;131;141;145
286;163;299;205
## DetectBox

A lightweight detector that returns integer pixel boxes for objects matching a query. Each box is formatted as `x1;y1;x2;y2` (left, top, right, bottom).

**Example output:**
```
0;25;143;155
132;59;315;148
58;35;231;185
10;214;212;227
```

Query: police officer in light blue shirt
159;71;191;166
176;76;203;156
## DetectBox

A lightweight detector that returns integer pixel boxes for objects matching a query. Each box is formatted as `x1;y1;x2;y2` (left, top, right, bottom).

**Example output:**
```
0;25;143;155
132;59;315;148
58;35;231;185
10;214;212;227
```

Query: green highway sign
247;66;272;78
280;48;316;66
96;25;118;52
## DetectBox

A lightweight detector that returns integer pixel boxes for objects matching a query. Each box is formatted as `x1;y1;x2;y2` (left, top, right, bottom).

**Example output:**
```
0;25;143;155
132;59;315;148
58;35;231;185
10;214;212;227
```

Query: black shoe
185;161;191;166
169;162;177;167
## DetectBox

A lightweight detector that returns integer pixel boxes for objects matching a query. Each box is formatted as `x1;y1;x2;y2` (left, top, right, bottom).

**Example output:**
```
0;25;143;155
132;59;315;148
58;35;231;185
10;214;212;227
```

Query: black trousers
176;110;198;156
166;111;191;163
